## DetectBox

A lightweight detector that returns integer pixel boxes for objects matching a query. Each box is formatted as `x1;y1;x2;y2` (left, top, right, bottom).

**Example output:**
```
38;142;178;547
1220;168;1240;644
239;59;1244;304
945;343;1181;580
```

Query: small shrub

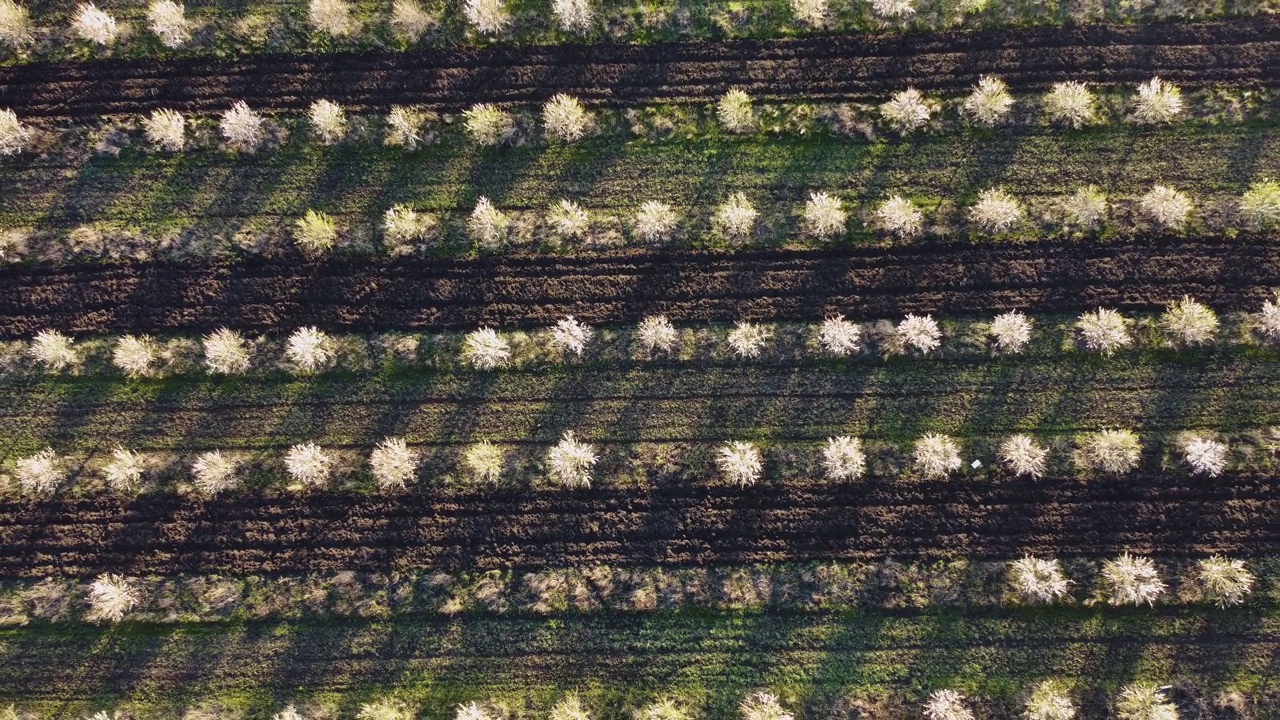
634;201;678;242
455;703;495;720
143;108;185;151
391;0;435;40
880;87;933;133
1196;556;1253;607
818;315;861;356
0;109;30;155
383;205;435;246
1100;552;1164;606
0;0;29;47
922;690;973;720
358;699;414;720
463;441;504;483
462;327;511;370
989;311;1032;353
275;707;305;720
636;315;678;352
370;437;418;489
285;326;333;372
552;0;592;31
913;433;962;479
969;188;1024;233
963;75;1013;126
896;313;941;355
871;0;915;17
550;695;590;720
714;193;758;239
717;89;755;133
1238;179;1280;229
16;448;65;495
103;446;146;491
1042;81;1095;128
1181;435;1227;476
463;0;510;34
191;450;238;494
740;692;792;720
203;328;251;374
1000;434;1048;477
285;442;334;486
1130;77;1183;124
385;105;425;147
1159;296;1217;346
801;191;846;238
1024;680;1076;720
1078;429;1141;474
543;94;592;142
718;441;763;486
309;99;347;144
727;321;771;358
87;573;139;622
308;0;354;35
469;197;510;247
219;101;265;151
294;210;339;254
30;329;77;371
1139;185;1192;230
638;700;687;720
1256;293;1280;342
1076;308;1131;355
791;0;828;26
549;315;593;356
463;103;514;145
547;431;596;488
147;0;189;46
1009;556;1070;603
1060;185;1108;229
547;199;590;239
73;3;119;45
1114;683;1177;720
822;436;865;481
875;195;924;238
112;334;160;377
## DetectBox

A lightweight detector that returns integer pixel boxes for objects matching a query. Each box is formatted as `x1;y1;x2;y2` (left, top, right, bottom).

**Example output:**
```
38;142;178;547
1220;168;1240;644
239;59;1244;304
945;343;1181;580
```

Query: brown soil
0;19;1275;118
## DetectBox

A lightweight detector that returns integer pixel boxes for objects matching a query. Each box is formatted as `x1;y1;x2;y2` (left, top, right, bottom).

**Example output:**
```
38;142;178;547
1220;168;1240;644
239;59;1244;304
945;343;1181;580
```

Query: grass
2;120;1277;257
0;604;1276;717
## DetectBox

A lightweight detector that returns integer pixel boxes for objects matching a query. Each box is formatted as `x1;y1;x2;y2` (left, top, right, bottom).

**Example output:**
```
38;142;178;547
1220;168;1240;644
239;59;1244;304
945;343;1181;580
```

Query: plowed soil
0;19;1275;118
0;237;1273;337
0;474;1274;577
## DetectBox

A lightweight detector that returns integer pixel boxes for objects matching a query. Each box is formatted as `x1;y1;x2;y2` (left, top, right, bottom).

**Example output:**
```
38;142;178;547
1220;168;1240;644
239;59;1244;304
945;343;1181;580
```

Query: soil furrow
0;19;1275;118
0;478;1273;576
0;237;1274;337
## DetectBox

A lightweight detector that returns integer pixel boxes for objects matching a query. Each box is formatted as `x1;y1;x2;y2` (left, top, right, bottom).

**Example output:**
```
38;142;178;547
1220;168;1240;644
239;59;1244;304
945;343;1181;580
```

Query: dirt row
0;474;1274;577
0;19;1275;118
0;237;1274;337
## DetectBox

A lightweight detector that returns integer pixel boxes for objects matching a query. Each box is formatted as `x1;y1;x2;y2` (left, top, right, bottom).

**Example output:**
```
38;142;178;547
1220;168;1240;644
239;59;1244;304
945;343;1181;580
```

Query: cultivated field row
0;473;1275;575
6;303;1277;380
1;19;1275;118
2;0;1272;65
0;239;1275;336
0;607;1275;718
4;557;1273;625
3;123;1276;267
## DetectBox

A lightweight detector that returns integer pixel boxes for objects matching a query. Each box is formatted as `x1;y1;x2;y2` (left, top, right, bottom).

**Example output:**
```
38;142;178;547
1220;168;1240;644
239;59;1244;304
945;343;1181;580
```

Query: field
0;0;1278;719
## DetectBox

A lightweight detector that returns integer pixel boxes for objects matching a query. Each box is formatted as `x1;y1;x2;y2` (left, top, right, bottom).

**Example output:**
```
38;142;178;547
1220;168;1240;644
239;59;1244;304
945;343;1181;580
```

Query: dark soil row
0;19;1275;118
0;474;1274;577
0;237;1274;337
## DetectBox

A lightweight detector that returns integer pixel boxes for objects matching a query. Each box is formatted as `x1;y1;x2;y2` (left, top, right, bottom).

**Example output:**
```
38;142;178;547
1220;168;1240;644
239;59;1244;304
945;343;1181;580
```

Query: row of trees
0;0;1228;51
0;77;1220;160
20;298;1280;379
6;424;1251;500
